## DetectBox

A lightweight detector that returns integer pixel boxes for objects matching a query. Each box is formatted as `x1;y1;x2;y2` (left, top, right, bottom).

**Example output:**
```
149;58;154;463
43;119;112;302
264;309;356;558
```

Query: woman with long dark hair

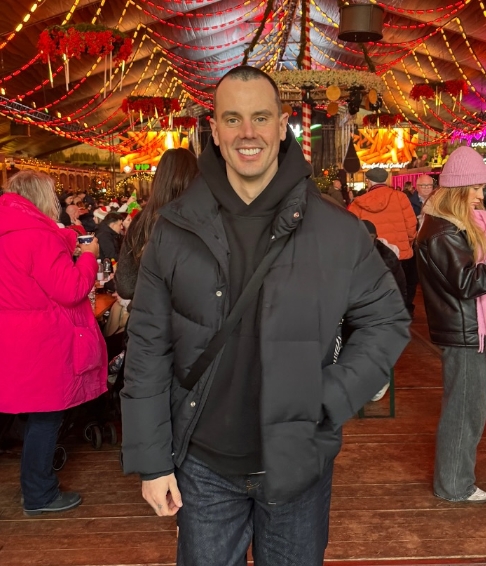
417;146;486;502
115;148;198;299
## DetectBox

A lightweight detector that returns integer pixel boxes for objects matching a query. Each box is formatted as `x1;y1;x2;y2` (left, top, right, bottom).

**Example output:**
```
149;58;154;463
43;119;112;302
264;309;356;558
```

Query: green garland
242;0;275;65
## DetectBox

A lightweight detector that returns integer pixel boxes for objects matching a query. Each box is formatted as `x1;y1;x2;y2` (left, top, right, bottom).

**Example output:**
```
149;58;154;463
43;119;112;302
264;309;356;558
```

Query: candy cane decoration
301;0;312;163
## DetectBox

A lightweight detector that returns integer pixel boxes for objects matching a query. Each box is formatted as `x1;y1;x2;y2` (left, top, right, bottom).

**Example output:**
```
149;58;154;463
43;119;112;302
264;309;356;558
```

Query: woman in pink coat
0;170;107;516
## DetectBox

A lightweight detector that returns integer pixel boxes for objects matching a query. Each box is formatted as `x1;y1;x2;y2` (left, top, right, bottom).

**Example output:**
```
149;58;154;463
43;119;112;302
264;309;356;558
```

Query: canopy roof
1;0;485;157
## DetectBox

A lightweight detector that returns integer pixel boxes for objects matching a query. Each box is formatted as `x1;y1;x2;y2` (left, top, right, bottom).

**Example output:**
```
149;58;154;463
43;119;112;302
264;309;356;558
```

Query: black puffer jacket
115;213;143;300
96;222;121;262
417;211;486;347
121;137;410;503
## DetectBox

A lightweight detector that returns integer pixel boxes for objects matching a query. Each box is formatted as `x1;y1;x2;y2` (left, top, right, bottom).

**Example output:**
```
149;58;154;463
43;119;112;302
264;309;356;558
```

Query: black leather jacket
417;214;486;347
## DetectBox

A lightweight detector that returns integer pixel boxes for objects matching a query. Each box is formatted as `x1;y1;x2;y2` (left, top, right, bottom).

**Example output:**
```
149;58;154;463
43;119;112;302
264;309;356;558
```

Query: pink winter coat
0;193;107;413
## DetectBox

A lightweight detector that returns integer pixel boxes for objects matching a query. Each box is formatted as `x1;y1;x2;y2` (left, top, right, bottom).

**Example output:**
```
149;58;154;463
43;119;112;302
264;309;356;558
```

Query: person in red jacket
0;170;108;516
349;168;417;260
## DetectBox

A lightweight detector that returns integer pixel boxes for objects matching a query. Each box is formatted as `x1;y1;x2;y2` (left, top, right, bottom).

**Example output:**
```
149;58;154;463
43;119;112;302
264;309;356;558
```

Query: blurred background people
0;170;107;516
96;212;123;263
402;181;414;196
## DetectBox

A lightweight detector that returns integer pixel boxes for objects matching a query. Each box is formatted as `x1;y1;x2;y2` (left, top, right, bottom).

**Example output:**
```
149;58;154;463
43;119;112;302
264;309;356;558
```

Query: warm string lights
138;0;266;32
139;0;254;18
0;1;46;50
371;0;470;16
440;21;486;104
382;1;469;29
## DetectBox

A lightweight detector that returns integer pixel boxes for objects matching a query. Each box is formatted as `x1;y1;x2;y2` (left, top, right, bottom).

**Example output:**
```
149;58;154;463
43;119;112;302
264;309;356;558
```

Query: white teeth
238;148;261;155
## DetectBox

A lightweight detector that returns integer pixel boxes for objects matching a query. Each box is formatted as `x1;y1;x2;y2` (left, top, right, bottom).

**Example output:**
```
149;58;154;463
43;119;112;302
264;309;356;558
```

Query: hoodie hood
352;184;394;213
197;126;312;216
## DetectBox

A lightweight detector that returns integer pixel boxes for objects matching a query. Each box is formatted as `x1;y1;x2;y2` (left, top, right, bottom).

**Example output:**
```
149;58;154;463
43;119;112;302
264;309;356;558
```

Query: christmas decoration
410;80;468;100
37;24;132;64
271;70;384;96
121;96;181;116
159;116;197;130
37;24;132;91
363;113;403;128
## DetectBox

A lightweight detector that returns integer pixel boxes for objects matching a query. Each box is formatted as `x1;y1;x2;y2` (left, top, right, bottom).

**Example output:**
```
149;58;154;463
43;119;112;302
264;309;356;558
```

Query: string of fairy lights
1;0;486;163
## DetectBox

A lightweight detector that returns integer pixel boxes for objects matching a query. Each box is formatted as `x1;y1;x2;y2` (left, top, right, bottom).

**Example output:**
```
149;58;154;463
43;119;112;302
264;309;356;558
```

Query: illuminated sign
120;130;189;173
354;128;418;168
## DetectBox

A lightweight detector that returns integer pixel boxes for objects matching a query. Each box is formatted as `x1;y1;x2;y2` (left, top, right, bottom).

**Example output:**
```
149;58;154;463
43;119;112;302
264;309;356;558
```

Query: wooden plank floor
2;290;486;566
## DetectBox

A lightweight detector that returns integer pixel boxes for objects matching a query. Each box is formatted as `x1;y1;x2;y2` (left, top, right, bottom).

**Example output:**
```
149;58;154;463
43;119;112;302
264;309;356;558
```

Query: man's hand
142;474;183;516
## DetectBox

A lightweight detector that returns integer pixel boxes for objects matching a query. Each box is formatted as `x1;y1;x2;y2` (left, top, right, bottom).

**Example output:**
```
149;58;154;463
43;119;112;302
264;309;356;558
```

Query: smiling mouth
237;148;262;156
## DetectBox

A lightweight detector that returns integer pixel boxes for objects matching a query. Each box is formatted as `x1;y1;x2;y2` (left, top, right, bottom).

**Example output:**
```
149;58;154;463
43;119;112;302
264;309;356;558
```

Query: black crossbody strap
181;234;291;391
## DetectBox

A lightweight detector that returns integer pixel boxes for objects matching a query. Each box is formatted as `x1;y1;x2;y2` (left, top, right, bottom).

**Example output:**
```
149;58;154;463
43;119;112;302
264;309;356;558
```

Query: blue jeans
21;411;63;510
175;454;333;566
434;347;486;500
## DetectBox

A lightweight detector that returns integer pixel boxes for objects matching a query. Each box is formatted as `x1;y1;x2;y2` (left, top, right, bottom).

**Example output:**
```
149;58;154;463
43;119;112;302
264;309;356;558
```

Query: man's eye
226;118;238;125
255;117;267;123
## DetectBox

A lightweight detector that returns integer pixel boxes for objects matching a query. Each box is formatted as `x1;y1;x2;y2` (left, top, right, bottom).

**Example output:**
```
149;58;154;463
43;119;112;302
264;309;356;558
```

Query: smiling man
121;66;410;565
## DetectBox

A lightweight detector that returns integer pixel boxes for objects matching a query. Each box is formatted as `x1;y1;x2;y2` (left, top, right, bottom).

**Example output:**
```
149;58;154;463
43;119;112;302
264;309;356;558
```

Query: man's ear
280;113;289;141
210;118;219;146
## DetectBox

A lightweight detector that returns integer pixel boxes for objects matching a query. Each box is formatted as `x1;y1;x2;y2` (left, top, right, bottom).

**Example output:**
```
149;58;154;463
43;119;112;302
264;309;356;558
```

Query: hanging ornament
326;85;341;102
327;102;339;116
37;24;133;90
368;88;378;105
343;138;361;174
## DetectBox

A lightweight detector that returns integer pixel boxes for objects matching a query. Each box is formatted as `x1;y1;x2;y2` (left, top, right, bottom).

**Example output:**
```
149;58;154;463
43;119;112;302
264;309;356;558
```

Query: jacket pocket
72;325;103;376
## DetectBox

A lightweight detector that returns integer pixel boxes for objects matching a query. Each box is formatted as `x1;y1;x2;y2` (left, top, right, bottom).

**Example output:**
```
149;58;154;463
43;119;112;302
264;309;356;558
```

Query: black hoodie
188;129;312;475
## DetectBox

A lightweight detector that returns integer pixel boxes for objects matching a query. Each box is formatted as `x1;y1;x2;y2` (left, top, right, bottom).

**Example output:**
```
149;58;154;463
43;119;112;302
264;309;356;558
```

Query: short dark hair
103;212;123;226
213;65;282;114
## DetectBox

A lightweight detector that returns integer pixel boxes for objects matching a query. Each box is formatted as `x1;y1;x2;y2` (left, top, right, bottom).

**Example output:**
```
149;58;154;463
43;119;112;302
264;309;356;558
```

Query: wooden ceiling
1;0;485;157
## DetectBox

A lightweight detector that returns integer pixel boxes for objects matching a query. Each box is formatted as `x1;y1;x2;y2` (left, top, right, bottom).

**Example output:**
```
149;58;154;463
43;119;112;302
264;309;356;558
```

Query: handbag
181;234;291;391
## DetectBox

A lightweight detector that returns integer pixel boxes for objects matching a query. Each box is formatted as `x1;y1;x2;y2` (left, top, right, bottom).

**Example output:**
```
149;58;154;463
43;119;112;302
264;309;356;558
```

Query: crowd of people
1;64;486;565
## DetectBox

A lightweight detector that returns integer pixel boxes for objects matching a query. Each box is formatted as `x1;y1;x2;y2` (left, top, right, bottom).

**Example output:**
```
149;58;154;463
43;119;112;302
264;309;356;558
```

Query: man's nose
239;119;256;138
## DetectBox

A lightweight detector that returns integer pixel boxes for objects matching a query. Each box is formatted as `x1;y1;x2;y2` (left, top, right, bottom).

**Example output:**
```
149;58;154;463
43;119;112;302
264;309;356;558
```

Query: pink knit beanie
440;146;486;188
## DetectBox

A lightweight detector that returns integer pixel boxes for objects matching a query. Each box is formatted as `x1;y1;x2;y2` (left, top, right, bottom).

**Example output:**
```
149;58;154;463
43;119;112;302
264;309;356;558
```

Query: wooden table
94;293;116;319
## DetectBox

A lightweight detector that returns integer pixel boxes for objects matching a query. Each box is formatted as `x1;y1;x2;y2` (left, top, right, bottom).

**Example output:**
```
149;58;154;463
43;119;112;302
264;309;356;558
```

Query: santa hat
93;206;109;220
109;200;120;209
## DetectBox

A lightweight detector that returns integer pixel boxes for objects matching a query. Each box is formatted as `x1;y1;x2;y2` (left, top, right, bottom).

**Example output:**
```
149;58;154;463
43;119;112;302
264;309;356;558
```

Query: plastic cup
77;235;94;245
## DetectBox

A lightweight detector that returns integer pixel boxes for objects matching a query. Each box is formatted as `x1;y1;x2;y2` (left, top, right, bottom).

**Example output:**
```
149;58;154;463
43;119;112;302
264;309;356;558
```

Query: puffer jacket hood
0;193;76;250
348;184;417;259
351;184;392;213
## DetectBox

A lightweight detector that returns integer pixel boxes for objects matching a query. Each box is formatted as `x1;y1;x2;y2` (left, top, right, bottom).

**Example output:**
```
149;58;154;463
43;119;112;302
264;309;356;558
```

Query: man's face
333;179;342;190
416;176;434;199
210;78;288;191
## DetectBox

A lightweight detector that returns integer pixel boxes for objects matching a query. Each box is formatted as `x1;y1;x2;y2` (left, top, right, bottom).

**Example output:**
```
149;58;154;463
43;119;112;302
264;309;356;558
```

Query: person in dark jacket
417;146;486;503
95;212;123;262
362;219;407;402
115;148;198;300
121;66;410;565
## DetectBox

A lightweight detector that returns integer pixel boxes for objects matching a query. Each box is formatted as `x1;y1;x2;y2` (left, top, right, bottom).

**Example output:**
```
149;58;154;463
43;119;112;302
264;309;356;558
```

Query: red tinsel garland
363;113;403;127
410;80;468;101
409;84;435;101
159;116;198;129
37;24;132;65
121;96;181;116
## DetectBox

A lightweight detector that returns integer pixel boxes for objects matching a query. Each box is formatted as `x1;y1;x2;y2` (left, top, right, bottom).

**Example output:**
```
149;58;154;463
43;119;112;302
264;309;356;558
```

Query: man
321;178;345;207
121;66;410;565
401;174;435;316
408;174;434;223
